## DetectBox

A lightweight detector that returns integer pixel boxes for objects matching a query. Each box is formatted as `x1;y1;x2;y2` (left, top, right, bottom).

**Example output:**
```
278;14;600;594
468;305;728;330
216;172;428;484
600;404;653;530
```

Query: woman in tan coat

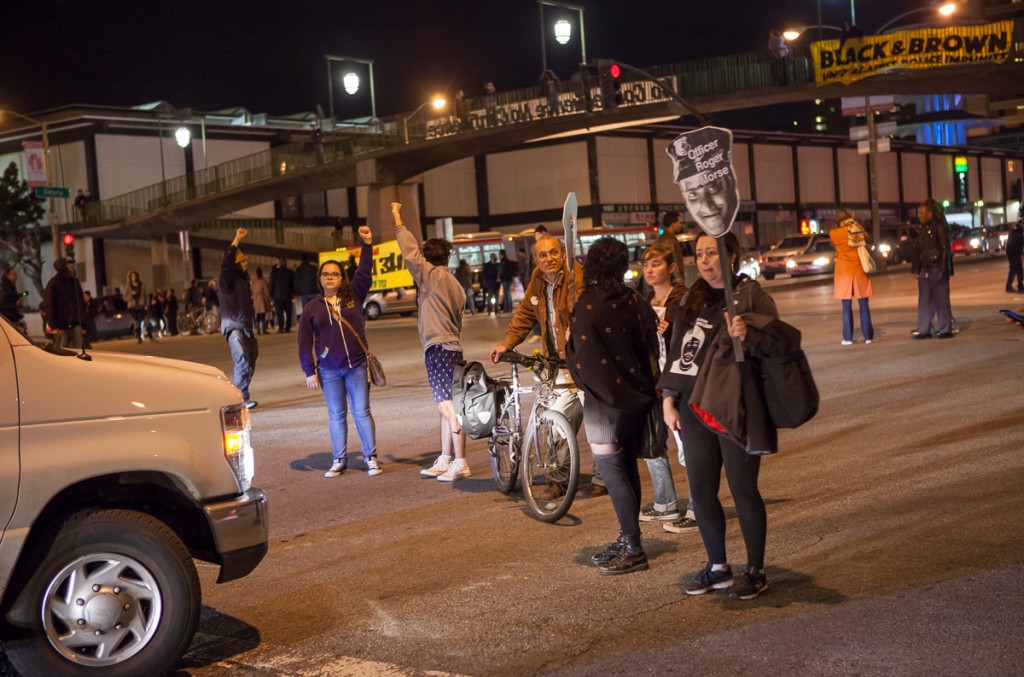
829;210;874;345
250;267;272;335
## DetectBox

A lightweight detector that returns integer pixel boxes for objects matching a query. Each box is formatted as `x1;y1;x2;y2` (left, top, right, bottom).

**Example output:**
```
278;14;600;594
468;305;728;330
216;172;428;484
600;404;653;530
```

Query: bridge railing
192;218;337;251
92;17;1023;229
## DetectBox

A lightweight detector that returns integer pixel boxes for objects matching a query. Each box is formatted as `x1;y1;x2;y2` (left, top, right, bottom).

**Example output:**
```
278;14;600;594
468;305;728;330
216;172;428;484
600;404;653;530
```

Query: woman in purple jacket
298;226;381;478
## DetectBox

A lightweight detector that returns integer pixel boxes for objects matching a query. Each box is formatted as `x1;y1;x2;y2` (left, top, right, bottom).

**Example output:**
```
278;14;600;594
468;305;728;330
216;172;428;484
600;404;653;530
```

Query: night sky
3;0;935;120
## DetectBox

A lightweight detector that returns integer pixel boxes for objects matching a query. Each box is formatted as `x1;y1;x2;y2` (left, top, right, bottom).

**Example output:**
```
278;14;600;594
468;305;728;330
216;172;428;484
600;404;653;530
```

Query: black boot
598;535;649;576
591;534;627;567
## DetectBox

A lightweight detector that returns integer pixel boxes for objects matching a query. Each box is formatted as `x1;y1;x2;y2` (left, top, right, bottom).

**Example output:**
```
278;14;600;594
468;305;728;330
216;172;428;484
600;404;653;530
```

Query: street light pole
538;1;586;73
404;97;446;145
325;55;377;128
1;110;59;259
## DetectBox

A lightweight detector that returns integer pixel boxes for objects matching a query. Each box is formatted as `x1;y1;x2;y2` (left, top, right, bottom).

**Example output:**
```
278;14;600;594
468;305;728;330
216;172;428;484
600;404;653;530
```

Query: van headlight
878;243;891;255
221;404;254;491
786;259;797;269
969;237;981;248
812;256;831;266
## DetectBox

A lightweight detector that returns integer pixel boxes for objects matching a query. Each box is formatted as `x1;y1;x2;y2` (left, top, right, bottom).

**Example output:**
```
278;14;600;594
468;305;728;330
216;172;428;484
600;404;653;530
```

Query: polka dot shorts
425;344;462;403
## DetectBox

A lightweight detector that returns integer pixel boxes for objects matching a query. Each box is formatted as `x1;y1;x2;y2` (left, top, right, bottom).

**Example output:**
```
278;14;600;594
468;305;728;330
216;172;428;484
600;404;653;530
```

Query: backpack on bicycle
452;361;501;439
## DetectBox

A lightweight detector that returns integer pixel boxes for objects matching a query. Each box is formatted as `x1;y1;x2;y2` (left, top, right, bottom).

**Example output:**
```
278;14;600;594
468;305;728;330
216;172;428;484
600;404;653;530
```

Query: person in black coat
1005;220;1023;293
567;237;660;576
481;254;500;315
43;258;86;349
294;253;318;308
269;257;295;332
0;267;25;328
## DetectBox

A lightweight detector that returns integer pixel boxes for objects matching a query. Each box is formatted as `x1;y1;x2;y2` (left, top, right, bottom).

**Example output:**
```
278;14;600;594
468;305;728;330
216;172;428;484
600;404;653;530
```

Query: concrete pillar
150;237;171;290
365;183;421;243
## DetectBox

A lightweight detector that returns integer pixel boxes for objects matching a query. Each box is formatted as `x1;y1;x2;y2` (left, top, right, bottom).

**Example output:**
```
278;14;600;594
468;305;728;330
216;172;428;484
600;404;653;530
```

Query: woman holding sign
659;232;779;600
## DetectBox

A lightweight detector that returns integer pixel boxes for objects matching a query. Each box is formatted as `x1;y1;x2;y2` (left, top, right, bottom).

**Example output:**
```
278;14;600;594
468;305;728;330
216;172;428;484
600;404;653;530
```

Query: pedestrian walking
219;228;259;409
499;250;516;312
123;270;153;343
829;210;875;345
43;258;87;350
0;266;27;335
164;288;179;336
482;253;500;315
660;232;779;600
391;201;470;482
298;226;381;478
294;253;319;308
567;237;660;576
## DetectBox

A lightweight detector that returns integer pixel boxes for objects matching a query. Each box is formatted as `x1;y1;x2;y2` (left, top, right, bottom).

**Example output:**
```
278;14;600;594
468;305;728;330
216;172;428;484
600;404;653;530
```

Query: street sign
857;138;891;155
34;186;70;199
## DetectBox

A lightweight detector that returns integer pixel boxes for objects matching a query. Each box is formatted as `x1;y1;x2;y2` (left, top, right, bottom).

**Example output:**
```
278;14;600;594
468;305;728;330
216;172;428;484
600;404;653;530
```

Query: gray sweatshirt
395;225;465;350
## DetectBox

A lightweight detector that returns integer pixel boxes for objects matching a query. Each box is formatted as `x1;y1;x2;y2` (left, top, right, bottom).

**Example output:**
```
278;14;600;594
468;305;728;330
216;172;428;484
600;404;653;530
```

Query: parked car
761;234;830;279
91;294;136;339
0;316;268;676
363;286;418;320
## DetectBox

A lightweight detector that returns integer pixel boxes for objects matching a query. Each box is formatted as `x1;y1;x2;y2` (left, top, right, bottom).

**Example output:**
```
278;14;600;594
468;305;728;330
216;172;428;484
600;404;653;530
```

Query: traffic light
596;59;623;111
62;232;75;259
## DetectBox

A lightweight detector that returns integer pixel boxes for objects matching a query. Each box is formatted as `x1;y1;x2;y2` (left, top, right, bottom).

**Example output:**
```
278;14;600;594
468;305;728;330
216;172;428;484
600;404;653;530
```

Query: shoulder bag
336;314;387;387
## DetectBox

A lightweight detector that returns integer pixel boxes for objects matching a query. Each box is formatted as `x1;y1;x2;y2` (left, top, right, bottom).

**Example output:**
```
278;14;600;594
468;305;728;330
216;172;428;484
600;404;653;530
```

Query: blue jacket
297;242;373;376
219;245;254;333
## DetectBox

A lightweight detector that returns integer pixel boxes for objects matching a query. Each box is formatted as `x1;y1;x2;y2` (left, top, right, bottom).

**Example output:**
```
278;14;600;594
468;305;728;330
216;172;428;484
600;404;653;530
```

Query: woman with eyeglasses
297;226;382;479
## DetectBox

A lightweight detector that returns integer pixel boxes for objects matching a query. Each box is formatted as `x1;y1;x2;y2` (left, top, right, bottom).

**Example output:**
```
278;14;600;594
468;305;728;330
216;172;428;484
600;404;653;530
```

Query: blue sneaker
733;566;769;600
684;563;733;595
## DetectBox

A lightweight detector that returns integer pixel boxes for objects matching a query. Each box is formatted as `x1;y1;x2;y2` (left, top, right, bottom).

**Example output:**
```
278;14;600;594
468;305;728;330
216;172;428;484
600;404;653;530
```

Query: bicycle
177;305;220;335
489;351;581;523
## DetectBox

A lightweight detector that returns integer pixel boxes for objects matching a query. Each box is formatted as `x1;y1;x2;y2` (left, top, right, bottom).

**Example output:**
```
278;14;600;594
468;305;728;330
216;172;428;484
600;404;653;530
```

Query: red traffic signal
609;63;620;79
62;233;75;246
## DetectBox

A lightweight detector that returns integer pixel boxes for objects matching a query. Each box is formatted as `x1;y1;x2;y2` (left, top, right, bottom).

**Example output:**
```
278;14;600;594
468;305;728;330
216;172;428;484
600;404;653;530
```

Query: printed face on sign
666;126;741;238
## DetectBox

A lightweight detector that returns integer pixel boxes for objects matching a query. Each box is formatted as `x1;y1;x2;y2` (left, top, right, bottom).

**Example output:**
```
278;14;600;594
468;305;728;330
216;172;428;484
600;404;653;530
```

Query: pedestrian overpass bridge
85;19;1024;241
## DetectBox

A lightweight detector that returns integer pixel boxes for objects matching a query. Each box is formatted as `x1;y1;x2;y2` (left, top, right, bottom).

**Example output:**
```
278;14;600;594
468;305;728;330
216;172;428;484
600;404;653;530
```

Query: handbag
857;245;877;274
639;402;668;460
336;314;387;387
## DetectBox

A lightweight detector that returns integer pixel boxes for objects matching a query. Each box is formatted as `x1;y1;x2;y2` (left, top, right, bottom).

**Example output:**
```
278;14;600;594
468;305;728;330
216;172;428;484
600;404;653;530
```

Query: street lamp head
343;72;360;95
554;19;572;45
780;24;842;41
174;126;191;148
938;2;957;16
431;96;447;109
782;28;802;41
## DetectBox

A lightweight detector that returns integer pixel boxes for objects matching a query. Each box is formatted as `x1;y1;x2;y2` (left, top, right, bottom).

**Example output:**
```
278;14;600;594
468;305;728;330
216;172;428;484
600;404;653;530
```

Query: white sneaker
420;455;452;478
437;458;471;482
840;340;853;346
324;462;346;478
367;459;382;476
865;339;873;344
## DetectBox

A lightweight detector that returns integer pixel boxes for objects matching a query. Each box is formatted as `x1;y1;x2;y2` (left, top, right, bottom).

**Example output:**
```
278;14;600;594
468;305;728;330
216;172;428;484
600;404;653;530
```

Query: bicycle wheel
520;409;580;523
489;406;519;494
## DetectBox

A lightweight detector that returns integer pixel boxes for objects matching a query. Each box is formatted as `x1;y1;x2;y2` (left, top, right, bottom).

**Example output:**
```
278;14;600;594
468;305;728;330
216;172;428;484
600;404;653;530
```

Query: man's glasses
320;272;343;279
536;250;560;261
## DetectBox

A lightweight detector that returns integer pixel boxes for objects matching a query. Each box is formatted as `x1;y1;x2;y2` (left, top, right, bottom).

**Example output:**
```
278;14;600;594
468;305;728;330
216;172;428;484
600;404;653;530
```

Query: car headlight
221;404;254;491
878;243;891;254
786;259;797;269
812;256;830;266
969;238;981;247
623;269;638;281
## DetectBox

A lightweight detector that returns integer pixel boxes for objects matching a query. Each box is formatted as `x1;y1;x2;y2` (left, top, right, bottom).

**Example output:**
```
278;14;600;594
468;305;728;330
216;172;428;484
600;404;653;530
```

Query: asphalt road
4;256;1023;676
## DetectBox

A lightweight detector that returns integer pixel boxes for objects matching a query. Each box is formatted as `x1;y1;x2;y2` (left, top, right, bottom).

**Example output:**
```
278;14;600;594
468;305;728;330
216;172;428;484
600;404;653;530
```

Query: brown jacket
501;262;583;360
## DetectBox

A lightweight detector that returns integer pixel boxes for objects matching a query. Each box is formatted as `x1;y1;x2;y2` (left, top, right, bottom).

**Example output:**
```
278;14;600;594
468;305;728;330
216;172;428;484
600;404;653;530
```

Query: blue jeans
841;298;874;342
320;364;376;464
225;329;258;402
643;455;678;512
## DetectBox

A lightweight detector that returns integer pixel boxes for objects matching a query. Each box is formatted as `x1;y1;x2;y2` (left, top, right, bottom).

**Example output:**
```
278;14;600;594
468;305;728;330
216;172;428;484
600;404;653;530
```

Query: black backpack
452;361;500;439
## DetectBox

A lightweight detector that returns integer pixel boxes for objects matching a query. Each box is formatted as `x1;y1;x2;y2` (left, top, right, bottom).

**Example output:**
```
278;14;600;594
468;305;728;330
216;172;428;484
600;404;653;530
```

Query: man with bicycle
490;235;606;499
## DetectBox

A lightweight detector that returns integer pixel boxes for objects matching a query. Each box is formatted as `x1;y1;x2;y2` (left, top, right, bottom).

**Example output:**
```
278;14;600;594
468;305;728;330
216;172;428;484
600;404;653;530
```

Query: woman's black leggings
677;401;766;569
593;449;642;540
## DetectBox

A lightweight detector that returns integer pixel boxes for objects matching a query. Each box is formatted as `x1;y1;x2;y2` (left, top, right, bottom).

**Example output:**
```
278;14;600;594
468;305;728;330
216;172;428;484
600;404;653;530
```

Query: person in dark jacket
219;228;259;409
454;259;475;315
269;257;295;332
1005;220;1023;293
123;270;153;343
0;267;26;333
567;237;660;576
294;253;319;308
498;250;517;312
910;198;954;339
298;226;380;478
43;258;87;349
659;232;778;600
164;288;179;336
481;253;500;315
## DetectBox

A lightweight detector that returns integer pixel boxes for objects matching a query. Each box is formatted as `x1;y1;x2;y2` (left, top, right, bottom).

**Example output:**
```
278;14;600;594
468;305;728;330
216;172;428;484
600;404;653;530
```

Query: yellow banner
319;239;414;291
812;20;1013;87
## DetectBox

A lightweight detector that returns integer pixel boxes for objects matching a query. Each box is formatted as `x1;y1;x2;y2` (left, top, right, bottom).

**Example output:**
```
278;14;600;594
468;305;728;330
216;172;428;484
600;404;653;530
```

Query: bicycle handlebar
497;351;566;371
